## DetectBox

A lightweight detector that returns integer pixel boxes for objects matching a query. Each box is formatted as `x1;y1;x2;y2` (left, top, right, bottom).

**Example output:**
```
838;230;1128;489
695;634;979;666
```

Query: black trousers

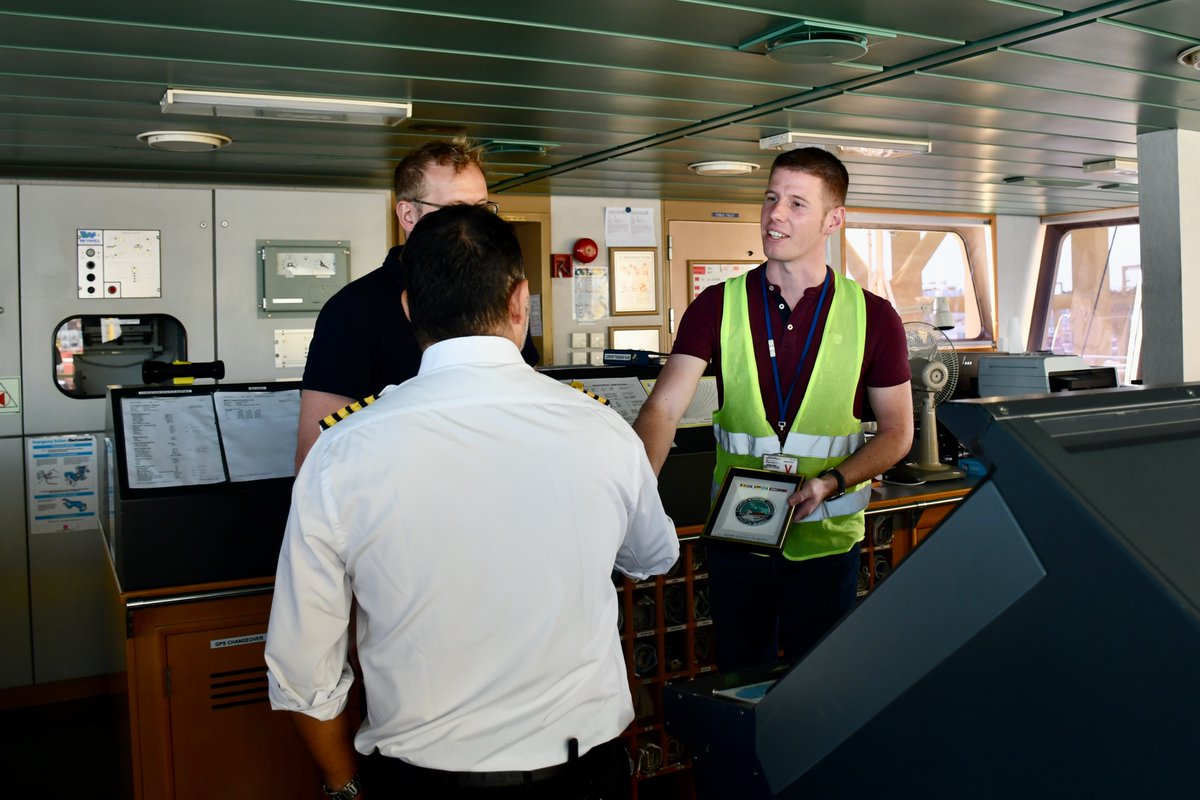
360;737;631;800
707;542;861;672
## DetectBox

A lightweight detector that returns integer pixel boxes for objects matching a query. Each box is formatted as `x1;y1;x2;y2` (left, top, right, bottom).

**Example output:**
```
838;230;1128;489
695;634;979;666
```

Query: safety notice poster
27;435;99;534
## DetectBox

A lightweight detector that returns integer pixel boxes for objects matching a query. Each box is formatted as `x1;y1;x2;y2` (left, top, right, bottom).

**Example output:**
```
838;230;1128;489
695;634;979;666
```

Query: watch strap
322;775;362;800
819;468;846;499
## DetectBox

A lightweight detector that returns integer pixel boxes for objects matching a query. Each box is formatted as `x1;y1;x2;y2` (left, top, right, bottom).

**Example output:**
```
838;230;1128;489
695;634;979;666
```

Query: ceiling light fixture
688;160;760;176
483;140;557;156
1178;45;1200;70
136;130;231;152
759;131;930;158
409;124;466;135
765;30;869;64
1083;158;1138;177
1003;176;1095;188
161;88;411;127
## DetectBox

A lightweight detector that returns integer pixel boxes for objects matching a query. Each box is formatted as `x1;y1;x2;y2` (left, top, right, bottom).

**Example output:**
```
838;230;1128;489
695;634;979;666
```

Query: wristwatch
818;468;846;500
322;776;362;800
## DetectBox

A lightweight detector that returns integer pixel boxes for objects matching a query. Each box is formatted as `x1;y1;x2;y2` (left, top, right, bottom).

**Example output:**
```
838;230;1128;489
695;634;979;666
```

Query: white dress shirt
267;336;679;771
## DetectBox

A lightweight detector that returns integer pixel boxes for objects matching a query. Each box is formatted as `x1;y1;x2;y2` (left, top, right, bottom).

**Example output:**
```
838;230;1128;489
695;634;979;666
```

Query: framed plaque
609;247;658;315
609;325;661;352
701;467;802;550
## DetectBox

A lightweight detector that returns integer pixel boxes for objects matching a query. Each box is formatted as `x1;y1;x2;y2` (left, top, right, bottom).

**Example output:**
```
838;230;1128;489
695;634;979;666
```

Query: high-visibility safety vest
712;269;870;561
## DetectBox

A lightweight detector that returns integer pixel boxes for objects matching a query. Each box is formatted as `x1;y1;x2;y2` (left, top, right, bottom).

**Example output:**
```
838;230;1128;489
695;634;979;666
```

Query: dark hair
393;135;487;200
770;147;849;208
403;205;525;347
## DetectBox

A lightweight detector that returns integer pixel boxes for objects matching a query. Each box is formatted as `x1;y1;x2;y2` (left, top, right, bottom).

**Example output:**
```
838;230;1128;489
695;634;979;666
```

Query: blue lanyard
761;269;831;432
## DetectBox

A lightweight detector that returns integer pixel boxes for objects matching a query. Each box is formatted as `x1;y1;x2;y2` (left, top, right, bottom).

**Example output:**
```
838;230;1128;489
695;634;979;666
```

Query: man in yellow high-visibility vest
633;147;913;672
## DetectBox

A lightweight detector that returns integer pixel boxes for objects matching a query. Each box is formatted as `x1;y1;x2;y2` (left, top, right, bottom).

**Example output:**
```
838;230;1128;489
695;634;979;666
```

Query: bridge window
843;214;995;344
1030;218;1140;384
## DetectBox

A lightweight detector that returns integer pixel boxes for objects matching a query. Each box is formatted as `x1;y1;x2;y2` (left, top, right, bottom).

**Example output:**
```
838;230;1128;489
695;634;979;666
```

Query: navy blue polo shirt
302;245;539;400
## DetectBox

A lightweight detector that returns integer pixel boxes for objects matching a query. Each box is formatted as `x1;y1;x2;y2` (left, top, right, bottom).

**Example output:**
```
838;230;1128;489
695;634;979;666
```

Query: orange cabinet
859;484;971;597
123;586;321;800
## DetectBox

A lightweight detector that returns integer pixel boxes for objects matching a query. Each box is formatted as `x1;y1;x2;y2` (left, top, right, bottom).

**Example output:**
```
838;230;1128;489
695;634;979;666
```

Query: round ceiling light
688;160;759;177
1179;45;1200;70
766;31;869;65
137;130;232;152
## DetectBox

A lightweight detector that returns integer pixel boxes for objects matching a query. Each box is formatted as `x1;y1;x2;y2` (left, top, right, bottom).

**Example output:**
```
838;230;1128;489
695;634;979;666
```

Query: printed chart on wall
573;266;608;322
26;435;99;533
604;206;655;247
690;261;758;300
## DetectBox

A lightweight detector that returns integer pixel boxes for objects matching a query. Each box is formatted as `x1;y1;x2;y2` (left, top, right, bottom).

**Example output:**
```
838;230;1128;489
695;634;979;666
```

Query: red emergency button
107;285;118;294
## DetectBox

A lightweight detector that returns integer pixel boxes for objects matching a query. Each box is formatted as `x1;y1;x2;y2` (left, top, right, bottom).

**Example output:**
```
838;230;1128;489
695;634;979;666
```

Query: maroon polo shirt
672;265;909;432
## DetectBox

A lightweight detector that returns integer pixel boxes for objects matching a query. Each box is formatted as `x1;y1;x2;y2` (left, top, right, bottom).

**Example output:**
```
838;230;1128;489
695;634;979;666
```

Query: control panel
77;229;163;299
258;239;350;313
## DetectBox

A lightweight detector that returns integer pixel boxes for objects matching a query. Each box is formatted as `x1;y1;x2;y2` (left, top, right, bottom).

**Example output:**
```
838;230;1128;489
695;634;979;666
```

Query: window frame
1029;214;1139;358
840;210;997;347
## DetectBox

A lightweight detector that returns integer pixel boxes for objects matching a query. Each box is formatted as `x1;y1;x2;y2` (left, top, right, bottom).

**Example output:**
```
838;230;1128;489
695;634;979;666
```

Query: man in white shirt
266;204;679;800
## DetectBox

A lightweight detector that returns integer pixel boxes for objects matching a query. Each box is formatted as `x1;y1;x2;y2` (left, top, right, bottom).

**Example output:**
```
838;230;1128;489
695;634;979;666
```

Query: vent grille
209;666;269;711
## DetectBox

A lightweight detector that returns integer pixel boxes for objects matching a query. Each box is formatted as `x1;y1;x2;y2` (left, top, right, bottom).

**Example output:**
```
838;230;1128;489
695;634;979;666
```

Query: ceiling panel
0;0;1192;215
928;48;1200;112
659;0;1058;41
852;72;1200;134
1115;0;1200;40
1011;17;1200;79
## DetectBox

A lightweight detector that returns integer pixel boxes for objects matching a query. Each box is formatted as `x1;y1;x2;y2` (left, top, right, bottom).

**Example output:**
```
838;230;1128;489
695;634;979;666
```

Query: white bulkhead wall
0;184;32;690
5;182;389;687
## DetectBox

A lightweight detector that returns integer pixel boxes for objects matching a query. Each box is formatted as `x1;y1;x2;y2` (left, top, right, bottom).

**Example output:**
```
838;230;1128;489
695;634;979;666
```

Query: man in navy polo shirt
295;137;537;469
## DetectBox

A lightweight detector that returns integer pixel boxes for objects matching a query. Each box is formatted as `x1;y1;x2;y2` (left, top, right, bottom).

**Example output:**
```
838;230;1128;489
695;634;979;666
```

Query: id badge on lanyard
762;453;799;475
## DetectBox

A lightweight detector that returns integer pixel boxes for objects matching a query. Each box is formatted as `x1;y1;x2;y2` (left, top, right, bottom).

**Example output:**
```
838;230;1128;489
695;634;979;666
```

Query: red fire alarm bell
572;237;599;264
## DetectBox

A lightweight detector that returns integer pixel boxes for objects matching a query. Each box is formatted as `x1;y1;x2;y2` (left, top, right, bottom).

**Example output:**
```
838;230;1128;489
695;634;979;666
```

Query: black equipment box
103;381;299;591
666;383;1200;797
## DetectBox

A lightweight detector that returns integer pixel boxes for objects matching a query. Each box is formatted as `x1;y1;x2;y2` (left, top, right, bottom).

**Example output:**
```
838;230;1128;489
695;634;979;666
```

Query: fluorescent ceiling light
688;160;760;176
483;140;558;155
1003;176;1095;188
161;88;411;127
1083;158;1138;177
759;131;930;158
137;130;231;152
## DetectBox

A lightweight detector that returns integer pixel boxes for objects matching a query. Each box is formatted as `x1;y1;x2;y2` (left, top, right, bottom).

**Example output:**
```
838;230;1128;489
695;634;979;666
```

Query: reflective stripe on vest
712;424;779;458
712;268;869;560
796;483;871;523
712;425;866;460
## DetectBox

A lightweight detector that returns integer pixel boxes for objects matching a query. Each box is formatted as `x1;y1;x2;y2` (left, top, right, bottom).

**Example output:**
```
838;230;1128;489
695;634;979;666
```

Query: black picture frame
700;467;802;550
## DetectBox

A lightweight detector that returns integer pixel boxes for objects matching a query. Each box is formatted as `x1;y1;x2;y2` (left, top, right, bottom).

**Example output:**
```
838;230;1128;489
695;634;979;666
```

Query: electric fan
884;321;965;483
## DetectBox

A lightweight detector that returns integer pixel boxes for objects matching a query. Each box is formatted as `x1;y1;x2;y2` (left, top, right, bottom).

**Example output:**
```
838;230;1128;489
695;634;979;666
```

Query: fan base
883;462;966;485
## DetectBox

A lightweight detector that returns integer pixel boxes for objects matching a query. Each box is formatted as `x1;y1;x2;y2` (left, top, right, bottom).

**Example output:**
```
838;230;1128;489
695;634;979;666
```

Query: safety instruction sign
27;435;99;534
0;376;19;414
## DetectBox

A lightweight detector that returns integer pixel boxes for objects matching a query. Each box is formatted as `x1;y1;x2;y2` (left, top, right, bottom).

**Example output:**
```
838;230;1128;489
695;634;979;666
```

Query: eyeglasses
410;199;500;215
